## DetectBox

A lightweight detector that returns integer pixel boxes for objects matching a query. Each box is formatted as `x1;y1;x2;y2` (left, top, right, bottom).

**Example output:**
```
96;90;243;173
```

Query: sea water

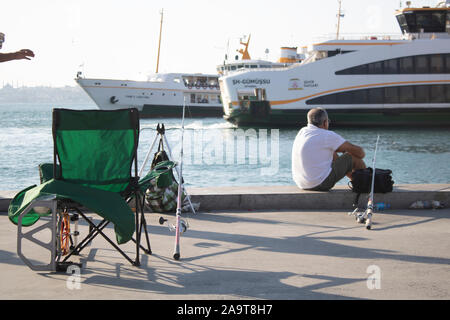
1;102;449;191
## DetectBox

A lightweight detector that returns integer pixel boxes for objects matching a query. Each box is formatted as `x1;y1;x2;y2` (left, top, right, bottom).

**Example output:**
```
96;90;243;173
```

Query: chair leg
130;211;152;255
63;194;152;268
130;192;152;255
66;209;137;266
63;218;109;262
141;211;152;254
17;198;58;272
140;193;152;254
134;196;141;267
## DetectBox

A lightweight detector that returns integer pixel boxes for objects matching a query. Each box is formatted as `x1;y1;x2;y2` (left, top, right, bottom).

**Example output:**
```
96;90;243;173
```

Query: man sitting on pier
292;107;366;191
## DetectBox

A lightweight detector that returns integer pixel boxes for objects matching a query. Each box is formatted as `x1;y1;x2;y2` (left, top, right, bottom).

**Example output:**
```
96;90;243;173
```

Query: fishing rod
356;135;380;230
173;97;187;260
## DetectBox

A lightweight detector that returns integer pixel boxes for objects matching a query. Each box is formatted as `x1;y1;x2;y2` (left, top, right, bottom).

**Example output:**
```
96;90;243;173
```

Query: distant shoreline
0;85;92;104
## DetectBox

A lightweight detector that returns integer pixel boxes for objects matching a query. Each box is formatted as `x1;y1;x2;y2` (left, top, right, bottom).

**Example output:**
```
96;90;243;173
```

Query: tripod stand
139;123;196;215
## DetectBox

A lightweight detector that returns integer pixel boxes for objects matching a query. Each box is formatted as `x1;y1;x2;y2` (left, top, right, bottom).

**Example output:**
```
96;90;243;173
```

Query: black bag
349;167;394;194
151;139;170;169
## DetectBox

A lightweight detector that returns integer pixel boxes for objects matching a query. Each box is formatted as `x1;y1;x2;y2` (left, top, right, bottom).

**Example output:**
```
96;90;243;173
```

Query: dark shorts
308;153;353;191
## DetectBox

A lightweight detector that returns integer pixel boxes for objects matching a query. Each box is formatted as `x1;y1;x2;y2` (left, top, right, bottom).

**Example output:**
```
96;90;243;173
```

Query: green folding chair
9;108;174;271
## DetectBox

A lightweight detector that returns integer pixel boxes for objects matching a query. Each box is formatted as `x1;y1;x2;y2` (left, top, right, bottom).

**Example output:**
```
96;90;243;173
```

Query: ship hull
140;104;223;118
225;106;450;128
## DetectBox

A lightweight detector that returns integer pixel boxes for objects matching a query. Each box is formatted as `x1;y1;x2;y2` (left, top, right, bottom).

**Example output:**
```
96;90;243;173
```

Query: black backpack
349;167;394;194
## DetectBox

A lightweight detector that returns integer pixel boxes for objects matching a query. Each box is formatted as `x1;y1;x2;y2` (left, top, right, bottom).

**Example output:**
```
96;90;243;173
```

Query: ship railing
314;33;404;42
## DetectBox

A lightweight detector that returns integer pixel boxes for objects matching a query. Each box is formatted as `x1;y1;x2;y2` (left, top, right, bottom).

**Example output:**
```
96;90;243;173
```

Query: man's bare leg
347;153;366;179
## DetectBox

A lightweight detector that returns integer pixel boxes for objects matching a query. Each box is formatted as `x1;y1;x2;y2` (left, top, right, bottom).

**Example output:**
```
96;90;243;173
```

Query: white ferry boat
75;72;222;118
75;33;301;118
219;1;450;127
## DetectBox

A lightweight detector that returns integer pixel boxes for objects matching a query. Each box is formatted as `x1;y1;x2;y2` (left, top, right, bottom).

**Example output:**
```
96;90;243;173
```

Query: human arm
336;141;365;159
0;49;34;62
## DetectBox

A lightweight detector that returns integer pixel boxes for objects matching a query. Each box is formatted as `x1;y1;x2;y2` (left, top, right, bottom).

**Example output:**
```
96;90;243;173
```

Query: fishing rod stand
139;123;197;215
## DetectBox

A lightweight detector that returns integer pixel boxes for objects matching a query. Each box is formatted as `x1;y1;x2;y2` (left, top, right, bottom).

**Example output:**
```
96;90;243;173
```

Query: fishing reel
348;202;373;229
56;209;80;257
159;216;188;234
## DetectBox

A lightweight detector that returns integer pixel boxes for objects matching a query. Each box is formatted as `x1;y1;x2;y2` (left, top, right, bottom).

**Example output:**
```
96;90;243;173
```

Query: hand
15;49;35;60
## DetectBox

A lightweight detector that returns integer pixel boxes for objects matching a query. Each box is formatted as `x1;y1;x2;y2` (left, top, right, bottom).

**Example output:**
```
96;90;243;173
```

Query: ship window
399;57;414;74
306;84;448;105
399;86;415;103
415;85;429;103
445;54;450;73
353;89;368;104
350;64;367;74
414;55;429;73
398;10;447;33
336;91;353;104
404;12;417;32
430;85;445;103
336;54;449;75
396;14;408;33
431;12;446;31
327;50;339;58
367;61;383;74
430;54;444;73
416;12;433;31
322;93;337;104
384;87;399;103
368;88;384;104
383;59;398;74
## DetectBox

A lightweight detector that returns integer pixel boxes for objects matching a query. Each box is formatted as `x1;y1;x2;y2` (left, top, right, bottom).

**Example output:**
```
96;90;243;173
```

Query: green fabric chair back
52;108;139;193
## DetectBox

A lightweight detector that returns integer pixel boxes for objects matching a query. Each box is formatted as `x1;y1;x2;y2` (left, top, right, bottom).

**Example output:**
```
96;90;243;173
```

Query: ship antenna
156;9;164;73
336;0;345;39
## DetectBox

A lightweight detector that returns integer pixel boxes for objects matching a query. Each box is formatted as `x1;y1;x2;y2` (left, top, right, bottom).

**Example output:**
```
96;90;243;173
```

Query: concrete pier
186;184;450;211
2;184;450;212
1;184;449;300
0;207;449;300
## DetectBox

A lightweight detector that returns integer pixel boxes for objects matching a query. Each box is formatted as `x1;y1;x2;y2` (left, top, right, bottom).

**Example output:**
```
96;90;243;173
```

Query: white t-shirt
292;124;346;189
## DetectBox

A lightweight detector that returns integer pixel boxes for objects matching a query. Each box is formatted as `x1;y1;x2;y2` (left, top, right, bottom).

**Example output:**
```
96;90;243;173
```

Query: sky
0;0;441;87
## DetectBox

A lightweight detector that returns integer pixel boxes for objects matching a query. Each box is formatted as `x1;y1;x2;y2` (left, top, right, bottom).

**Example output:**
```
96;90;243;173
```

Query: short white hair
307;108;328;126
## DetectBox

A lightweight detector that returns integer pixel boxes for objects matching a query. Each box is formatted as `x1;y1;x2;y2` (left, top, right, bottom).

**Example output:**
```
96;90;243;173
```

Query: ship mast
336;0;344;39
156;9;164;73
